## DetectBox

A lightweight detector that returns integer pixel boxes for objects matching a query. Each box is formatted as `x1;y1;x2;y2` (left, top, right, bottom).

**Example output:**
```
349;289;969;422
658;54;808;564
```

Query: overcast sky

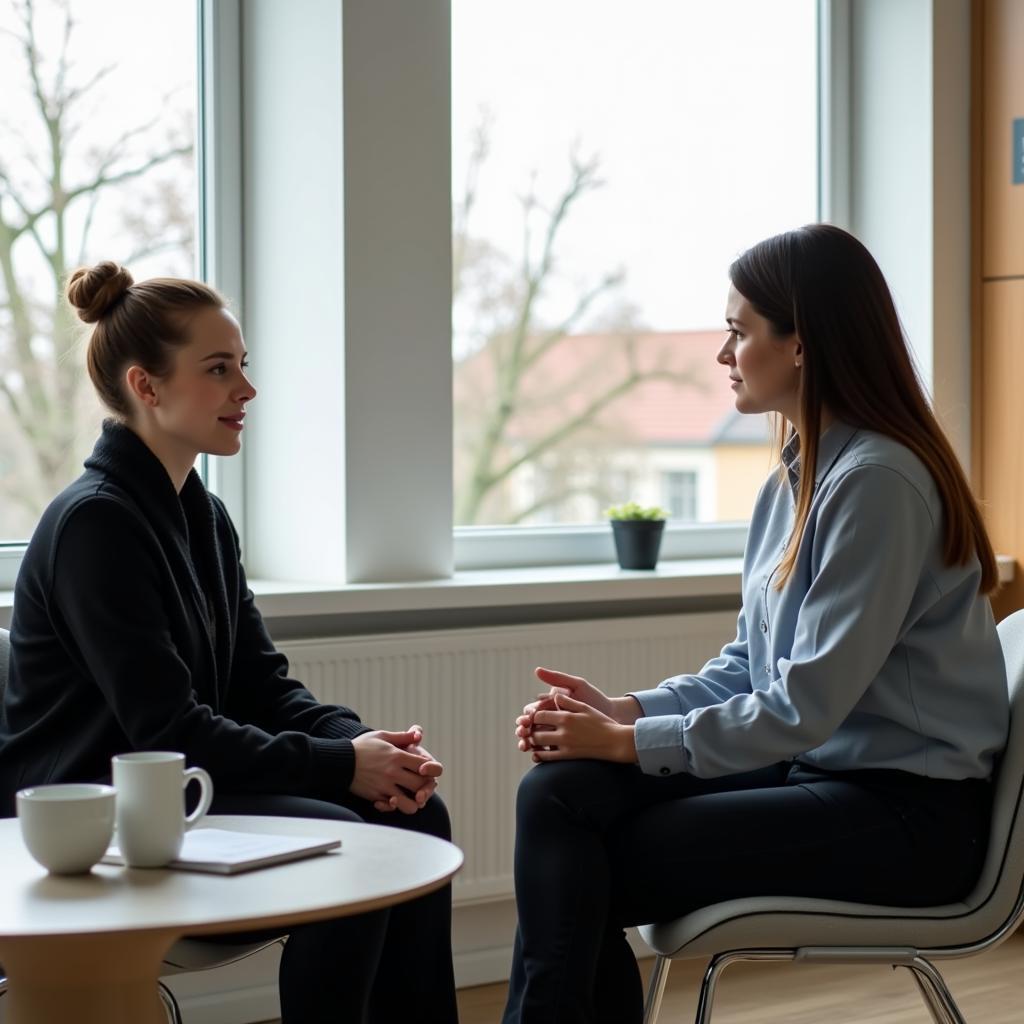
2;0;816;331
0;0;195;286
453;0;818;333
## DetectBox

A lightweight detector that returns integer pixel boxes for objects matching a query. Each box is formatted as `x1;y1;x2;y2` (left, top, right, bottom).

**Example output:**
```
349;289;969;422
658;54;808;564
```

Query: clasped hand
351;725;443;814
514;667;639;764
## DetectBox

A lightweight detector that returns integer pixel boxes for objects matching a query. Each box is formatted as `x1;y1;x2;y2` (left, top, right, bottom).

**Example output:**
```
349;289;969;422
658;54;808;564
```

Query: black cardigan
0;421;370;816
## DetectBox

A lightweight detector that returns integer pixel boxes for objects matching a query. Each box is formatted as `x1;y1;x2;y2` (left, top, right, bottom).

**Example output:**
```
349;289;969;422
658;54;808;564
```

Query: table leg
0;931;175;1024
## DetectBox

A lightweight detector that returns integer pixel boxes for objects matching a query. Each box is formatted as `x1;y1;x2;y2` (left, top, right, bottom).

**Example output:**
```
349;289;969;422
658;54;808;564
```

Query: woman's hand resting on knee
515;668;642;763
351;726;444;814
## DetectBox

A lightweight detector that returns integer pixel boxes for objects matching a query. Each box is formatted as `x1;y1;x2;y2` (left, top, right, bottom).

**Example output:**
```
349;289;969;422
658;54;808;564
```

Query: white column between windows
341;0;454;582
238;0;453;583
240;0;347;581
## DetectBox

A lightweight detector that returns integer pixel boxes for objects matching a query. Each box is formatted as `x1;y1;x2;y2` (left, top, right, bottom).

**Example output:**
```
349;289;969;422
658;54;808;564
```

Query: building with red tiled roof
454;329;773;526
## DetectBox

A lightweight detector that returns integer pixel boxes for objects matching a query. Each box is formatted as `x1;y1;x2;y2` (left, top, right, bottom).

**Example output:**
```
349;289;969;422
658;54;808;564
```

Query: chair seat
160;937;284;976
639;893;983;960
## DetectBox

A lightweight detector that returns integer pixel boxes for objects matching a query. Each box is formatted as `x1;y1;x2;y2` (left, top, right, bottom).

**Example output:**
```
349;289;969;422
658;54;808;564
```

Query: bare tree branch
453;113;491;295
0;168;35;224
507;486;587;525
76;185;101;264
70;23;177;132
88;112;167;170
0;122;48;181
19;0;55;126
455;151;619;523
0;376;28;426
25;221;52;270
523;270;625;372
533;154;601;286
62;62;115;111
64;145;191;206
518;177;537;281
120;236;192;266
53;0;73;109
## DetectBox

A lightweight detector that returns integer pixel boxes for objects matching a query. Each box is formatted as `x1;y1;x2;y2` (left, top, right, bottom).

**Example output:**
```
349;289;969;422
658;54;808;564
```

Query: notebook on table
103;828;342;874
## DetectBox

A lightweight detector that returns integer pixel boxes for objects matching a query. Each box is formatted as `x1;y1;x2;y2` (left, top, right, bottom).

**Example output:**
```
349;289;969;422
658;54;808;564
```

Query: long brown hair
66;261;225;417
729;224;997;593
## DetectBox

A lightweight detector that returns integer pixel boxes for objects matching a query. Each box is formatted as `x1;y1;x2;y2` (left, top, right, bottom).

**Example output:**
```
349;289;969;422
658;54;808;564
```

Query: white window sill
0;558;743;630
0;555;1014;631
246;557;744;620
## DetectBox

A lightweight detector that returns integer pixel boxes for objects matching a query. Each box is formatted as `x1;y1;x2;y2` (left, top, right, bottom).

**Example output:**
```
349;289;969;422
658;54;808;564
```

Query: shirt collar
780;420;858;497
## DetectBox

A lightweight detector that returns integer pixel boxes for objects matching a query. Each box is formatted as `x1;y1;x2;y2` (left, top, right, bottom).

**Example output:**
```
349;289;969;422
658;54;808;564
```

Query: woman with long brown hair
502;224;1008;1024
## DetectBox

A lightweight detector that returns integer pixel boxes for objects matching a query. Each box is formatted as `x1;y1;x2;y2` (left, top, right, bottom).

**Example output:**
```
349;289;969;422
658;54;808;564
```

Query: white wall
340;1;454;582
848;0;972;468
241;0;348;581
241;0;453;583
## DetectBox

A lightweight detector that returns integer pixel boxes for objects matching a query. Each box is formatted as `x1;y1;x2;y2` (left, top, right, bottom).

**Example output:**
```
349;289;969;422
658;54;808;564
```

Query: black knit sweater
0;421;370;815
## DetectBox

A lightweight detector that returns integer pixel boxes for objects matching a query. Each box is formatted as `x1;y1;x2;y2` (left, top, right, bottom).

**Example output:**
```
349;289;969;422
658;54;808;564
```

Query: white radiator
278;610;736;906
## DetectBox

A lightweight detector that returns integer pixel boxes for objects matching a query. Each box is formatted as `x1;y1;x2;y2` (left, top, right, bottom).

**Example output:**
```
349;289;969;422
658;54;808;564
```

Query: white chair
157;937;285;1023
0;626;283;1023
639;607;1024;1024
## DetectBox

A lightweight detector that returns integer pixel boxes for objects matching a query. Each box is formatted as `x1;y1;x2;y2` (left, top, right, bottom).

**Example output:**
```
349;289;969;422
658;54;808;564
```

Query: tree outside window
452;0;816;529
0;0;195;540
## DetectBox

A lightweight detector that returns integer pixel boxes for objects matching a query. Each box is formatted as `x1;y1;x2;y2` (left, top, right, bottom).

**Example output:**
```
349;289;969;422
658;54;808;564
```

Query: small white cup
112;752;214;868
17;783;117;874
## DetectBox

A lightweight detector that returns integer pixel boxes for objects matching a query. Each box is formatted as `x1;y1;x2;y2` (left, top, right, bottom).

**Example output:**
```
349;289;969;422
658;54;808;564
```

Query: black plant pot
610;519;665;570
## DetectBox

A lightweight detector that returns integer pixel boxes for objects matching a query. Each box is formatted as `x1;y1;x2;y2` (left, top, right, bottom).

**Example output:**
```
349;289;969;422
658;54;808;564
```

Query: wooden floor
455;933;1024;1023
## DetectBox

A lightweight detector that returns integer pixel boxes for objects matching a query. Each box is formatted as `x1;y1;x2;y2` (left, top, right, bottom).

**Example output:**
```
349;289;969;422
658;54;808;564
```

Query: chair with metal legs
157;937;287;1023
0;626;285;1022
638;607;1024;1024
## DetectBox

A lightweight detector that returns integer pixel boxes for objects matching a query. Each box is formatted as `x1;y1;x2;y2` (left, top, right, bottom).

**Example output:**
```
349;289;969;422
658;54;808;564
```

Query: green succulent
604;502;667;521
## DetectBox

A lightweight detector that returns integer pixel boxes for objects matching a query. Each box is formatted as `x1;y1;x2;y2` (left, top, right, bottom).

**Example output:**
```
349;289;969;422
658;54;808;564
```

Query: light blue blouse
630;421;1009;780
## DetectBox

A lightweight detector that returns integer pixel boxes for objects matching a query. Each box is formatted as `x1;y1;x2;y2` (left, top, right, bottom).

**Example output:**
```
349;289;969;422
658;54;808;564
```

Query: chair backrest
0;626;8;703
962;609;1024;939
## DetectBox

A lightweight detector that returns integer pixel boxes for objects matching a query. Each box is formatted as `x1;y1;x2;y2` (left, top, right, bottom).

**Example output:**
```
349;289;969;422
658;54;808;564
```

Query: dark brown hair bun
66;261;134;324
68;261;226;417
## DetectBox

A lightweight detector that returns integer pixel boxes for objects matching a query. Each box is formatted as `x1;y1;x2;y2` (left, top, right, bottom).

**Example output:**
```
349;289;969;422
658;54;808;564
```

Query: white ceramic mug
17;783;117;874
111;751;213;868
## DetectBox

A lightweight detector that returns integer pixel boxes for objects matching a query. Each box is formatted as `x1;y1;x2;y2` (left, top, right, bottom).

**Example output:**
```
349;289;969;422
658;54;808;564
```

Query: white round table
0;814;463;1024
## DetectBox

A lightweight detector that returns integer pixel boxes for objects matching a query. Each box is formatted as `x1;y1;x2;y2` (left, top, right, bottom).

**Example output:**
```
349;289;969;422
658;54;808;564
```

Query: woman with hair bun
502;224;1009;1024
0;262;458;1022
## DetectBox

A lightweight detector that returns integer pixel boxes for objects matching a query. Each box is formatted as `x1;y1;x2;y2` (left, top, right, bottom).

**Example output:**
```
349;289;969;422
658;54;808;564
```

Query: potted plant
605;502;668;570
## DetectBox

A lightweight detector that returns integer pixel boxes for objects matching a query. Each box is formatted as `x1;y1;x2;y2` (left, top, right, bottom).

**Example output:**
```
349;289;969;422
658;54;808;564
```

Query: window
0;0;196;544
452;0;817;531
0;3;968;591
663;470;698;523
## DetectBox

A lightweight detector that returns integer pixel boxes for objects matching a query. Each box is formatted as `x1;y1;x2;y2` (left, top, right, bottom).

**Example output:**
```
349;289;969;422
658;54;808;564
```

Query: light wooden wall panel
981;280;1024;620
981;0;1024;278
974;0;1024;620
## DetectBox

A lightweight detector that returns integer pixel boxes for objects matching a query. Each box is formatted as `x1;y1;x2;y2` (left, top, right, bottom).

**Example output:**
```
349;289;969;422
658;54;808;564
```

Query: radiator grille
278;611;735;904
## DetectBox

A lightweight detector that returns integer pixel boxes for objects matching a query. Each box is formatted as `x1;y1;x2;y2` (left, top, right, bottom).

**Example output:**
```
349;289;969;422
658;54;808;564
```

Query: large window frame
198;0;246;538
0;0;975;593
232;0;833;583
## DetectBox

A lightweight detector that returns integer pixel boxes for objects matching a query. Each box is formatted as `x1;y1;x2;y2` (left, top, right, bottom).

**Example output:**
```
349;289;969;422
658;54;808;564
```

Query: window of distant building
663;470;699;523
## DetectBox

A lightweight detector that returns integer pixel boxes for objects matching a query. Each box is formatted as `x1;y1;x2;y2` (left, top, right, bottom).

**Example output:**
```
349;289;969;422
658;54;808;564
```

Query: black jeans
203;791;458;1024
502;760;990;1024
